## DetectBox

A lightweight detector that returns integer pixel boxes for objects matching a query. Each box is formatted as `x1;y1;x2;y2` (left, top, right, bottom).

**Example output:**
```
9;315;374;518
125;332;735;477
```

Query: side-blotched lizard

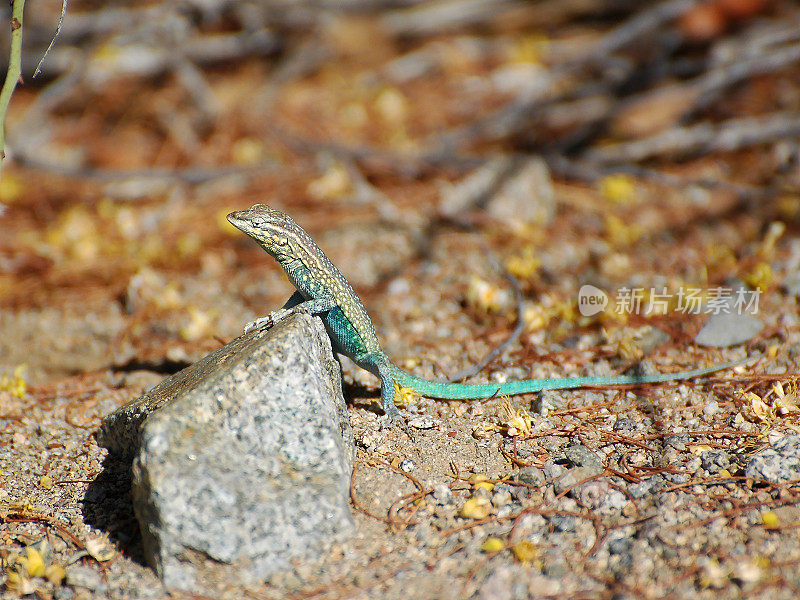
227;205;745;424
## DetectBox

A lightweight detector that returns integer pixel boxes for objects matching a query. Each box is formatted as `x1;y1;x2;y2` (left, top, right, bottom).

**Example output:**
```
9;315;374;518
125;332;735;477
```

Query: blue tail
389;358;747;400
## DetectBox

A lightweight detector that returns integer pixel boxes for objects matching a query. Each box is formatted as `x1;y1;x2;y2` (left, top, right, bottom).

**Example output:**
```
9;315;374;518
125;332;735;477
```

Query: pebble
492;488;512;508
613;418;637;432
564;444;603;475
701;450;731;473
703;400;720;418
553;466;596;496
746;435;800;483
543;460;567;481
548;513;578;533
607;533;634;555
694;308;764;347
432;483;454;505
628;475;664;499
534;390;561;416
54;588;75;600
398;459;415;472
65;565;105;592
685;456;702;473
575;480;627;513
408;415;439;429
512;466;545;487
665;435;690;451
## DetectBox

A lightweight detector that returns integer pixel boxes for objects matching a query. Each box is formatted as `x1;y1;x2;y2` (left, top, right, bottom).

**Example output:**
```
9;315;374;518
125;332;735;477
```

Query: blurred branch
585;112;800;164
0;0;25;174
33;0;68;78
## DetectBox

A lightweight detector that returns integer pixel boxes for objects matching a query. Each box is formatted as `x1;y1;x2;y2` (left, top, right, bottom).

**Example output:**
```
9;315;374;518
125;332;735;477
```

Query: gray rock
509;467;545;502
534;390;562;416
746;435;800;484
628;475;664;499
54;587;75;600
65;565;105;592
547;514;577;533
553;466;597;496
664;435;690;451
564;444;603;475
613;418;637;432
701;450;731;473
574;480;627;514
99;313;355;591
511;466;545;487
542;460;566;482
432;483;454;505
694;292;764;347
607;533;633;555
486;157;555;227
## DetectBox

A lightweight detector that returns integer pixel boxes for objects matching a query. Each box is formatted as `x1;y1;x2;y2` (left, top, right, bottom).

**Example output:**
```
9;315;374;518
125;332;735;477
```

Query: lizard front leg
244;291;338;332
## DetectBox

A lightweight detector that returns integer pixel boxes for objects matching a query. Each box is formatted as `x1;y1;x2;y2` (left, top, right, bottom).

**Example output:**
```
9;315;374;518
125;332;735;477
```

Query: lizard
227;204;746;425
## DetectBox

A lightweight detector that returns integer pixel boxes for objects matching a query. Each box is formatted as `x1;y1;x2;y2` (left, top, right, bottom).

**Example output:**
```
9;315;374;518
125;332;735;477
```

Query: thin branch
0;0;26;172
33;0;68;78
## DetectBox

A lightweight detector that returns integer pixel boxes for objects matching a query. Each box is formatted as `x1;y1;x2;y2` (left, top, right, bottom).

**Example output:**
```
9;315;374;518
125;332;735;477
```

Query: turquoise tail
389;358;747;401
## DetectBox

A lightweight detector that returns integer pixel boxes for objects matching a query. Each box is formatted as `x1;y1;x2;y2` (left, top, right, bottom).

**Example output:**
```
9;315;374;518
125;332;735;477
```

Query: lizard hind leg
356;353;404;423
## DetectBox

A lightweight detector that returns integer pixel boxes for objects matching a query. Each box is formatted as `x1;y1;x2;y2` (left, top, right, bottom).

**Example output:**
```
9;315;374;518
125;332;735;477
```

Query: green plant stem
0;0;26;177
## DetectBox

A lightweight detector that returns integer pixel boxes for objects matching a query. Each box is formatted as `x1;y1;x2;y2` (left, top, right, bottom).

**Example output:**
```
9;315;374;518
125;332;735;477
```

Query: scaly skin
227;204;744;423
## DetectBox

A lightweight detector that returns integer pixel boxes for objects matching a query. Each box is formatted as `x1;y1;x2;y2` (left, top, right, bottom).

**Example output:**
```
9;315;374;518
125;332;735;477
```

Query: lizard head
227;204;298;256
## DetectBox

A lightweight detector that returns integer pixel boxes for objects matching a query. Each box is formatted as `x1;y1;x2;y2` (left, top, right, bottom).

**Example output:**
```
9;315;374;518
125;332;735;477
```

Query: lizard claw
243;308;295;333
379;408;416;441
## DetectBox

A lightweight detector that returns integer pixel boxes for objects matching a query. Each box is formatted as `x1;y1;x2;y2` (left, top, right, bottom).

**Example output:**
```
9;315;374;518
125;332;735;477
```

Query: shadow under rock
82;452;148;567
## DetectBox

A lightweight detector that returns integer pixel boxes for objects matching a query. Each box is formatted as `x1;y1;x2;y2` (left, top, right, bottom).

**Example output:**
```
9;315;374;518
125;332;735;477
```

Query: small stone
476;565;516;600
613;418;636;432
553;466;596;495
564;444;603;475
685;456;702;473
486;157;555;228
732;557;764;584
492;488;512;508
575;481;627;513
432;483;453;505
65;565;104;592
701;450;731;474
473;486;493;502
746;435;800;483
54;587;75;600
607;533;633;555
398;459;415;473
534;390;561;415
695;308;764;347
628;475;664;499
542;554;569;577
665;435;690;451
542;460;566;481
512;467;545;487
408;415;438;429
548;513;577;533
703;400;720;418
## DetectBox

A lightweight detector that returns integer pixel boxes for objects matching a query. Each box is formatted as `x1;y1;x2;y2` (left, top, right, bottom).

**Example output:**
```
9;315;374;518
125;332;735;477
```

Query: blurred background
2;3;800;597
0;0;798;383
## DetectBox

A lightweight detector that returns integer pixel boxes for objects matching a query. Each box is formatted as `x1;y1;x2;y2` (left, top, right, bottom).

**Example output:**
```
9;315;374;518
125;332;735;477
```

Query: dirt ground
2;1;800;598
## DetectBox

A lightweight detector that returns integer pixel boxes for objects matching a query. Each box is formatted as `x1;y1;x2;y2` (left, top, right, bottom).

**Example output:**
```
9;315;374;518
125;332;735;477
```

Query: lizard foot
379;409;416;441
243;308;294;333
